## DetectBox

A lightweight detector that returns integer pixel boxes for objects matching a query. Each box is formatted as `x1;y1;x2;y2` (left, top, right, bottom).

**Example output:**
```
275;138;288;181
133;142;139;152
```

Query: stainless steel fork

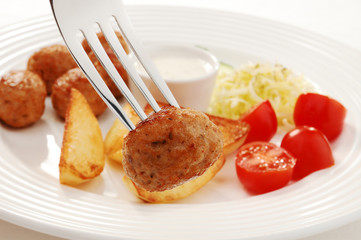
50;0;179;131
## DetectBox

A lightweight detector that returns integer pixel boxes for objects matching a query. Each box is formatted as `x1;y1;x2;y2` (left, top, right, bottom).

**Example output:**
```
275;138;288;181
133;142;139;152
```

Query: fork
50;0;179;131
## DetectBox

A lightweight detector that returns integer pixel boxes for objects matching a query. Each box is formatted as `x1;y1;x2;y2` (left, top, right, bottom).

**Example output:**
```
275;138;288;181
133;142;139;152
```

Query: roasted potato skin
123;154;225;203
122;106;223;192
59;88;105;186
27;44;77;94
0;70;46;128
205;114;249;155
51;68;107;119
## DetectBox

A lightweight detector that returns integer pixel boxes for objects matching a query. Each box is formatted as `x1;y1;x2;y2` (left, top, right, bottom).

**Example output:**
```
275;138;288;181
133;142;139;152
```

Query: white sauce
136;54;214;81
153;56;213;81
129;44;219;111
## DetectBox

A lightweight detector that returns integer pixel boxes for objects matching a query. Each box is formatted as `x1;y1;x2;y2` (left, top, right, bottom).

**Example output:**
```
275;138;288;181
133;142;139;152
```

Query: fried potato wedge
123;154;225;203
104;103;139;164
205;114;249;155
59;88;105;186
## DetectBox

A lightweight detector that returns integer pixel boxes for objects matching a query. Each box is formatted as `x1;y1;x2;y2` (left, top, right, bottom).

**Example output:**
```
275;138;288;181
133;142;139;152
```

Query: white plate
1;5;361;240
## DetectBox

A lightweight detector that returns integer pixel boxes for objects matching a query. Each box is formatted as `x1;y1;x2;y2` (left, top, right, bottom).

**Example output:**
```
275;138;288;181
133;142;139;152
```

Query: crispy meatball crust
27;44;77;94
123;106;223;192
51;68;107;119
0;70;46;128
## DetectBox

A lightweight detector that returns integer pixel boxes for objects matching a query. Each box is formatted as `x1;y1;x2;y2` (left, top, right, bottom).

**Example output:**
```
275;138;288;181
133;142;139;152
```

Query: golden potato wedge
104;103;139;164
205;114;249;155
59;88;105;186
123;154;225;203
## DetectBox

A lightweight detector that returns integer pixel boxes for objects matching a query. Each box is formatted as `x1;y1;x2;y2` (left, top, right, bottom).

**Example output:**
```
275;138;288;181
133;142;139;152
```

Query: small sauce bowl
129;43;219;111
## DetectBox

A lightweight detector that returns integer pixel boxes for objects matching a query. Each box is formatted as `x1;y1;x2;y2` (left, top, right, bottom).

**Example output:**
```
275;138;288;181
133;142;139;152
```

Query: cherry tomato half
235;142;296;194
293;93;347;142
281;126;334;181
241;100;277;144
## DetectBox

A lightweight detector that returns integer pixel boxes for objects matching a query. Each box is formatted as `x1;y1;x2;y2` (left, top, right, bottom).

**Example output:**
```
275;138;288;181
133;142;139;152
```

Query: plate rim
1;5;361;240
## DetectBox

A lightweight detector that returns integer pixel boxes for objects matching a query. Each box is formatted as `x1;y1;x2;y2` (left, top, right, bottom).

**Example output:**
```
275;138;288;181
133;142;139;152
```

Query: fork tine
112;12;180;108
82;27;148;122
63;35;136;131
97;20;161;113
50;0;179;131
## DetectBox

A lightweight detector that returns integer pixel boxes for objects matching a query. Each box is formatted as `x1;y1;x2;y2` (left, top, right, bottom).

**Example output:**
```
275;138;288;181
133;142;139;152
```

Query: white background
1;0;361;239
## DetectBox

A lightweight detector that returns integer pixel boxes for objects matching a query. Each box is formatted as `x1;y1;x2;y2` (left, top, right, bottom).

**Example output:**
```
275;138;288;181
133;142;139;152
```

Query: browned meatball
82;32;129;98
122;106;223;192
82;31;129;54
27;44;77;94
88;48;128;98
0;70;46;128
51;68;107;119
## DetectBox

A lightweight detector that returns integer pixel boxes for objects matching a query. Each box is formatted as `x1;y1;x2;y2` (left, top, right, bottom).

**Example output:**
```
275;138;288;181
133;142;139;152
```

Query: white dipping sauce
130;44;219;111
151;56;213;81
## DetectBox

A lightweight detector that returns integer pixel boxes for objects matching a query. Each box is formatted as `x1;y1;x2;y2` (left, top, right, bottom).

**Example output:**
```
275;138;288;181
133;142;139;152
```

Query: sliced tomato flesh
235;142;296;194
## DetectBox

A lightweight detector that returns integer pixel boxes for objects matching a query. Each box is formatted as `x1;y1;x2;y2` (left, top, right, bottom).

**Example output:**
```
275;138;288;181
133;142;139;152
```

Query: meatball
0;70;46;128
51;68;107;119
122;106;223;192
88;48;128;98
82;32;129;98
27;44;77;94
82;31;129;54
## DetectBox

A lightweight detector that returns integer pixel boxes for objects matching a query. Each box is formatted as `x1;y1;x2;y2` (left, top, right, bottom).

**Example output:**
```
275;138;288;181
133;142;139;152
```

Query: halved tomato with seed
235;142;296;195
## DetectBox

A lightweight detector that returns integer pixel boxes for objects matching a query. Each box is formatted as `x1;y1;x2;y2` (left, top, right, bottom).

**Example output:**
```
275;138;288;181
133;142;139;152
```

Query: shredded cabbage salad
208;62;314;130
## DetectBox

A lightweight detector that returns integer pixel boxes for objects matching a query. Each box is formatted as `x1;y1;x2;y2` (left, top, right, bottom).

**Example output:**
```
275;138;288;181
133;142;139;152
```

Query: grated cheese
208;62;314;130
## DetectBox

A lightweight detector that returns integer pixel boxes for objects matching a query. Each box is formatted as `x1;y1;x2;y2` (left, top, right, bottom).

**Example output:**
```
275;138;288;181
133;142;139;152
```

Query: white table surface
1;0;360;239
